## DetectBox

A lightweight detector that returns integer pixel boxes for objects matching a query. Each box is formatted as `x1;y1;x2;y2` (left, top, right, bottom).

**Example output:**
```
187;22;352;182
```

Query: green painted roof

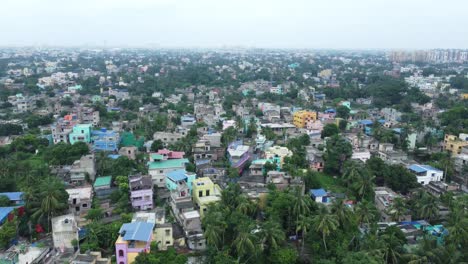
151;154;164;160
148;159;189;170
94;176;112;187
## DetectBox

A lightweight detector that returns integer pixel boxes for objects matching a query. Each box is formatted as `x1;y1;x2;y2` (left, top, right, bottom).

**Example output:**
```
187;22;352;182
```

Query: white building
52;214;79;250
351;150;371;162
407;164;444;185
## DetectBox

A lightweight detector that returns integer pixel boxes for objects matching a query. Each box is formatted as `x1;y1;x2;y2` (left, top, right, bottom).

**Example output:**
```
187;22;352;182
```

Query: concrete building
444;134;468;155
69;124;93;145
148;154;189;187
165;170;196;194
70;154;96;183
153;131;186;145
66;186;93;218
52;214;79;250
192;177;221;217
264;145;293;168
374;187;411;222
115;221;154;264
377;143;408;165
129;175;153;211
293;110;317;128
92;128;120;152
407;164;444;185
179;210;206;250
227;141;251;173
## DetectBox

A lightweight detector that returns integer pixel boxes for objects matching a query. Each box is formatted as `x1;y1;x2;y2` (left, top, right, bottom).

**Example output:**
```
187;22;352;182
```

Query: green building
69;124;93;144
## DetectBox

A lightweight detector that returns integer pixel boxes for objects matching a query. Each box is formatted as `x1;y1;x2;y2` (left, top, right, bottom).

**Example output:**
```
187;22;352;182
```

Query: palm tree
446;200;468;249
292;188;312;225
296;215;312;255
259;220;285;254
204;224;222;250
417;193;439;221
388;197;408;222
355;200;378;227
342;161;362;186
311;206;339;251
236;195;255;216
330;199;354;229
233;228;258;262
380;227;405;264
31;177;68;232
353;170;375;201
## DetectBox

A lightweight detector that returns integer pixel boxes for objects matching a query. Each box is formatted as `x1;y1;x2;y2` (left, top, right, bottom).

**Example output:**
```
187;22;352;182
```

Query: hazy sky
1;0;467;49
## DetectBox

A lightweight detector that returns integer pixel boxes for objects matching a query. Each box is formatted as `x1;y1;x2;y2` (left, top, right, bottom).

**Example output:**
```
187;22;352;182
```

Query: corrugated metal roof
166;170;187;182
119;222;154;242
309;188;327;197
0;192;23;201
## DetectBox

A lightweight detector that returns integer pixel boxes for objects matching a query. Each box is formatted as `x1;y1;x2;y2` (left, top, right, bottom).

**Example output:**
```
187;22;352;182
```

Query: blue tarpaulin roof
166;170;187;182
119;222;154;242
359;120;373;125
310;188;327;197
408;164;441;173
0;192;23;201
0;207;16;223
408;164;426;173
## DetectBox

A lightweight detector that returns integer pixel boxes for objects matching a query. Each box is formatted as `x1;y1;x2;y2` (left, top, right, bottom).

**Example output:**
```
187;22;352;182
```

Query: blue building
165;169;196;194
92;128;120;152
0;192;24;205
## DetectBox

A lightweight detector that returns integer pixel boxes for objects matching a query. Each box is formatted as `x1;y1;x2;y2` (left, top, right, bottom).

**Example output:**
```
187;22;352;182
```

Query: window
165;229;171;236
160;170;163;173
82;203;88;208
166;241;170;244
118;250;124;257
199;191;203;197
206;190;210;196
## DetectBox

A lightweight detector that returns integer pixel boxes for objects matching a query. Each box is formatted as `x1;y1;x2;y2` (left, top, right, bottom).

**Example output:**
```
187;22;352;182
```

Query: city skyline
1;0;468;49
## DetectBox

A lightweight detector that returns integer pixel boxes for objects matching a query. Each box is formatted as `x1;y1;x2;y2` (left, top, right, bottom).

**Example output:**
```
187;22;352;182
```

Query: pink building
116;222;154;264
156;149;185;159
306;119;324;132
129;175;153;211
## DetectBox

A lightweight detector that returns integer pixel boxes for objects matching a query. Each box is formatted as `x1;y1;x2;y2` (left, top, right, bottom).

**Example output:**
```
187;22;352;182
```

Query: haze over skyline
1;0;468;49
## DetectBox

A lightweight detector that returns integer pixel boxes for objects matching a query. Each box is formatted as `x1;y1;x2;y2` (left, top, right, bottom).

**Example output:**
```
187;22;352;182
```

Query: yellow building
293;110;317;128
444;134;468;155
461;93;468;100
154;209;173;250
192;177;221;217
264;146;293;168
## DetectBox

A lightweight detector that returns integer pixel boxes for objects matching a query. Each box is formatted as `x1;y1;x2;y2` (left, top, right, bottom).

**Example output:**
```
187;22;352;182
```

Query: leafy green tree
0;195;10;206
270;248;298;264
134;247;188;264
150;139;164;152
323;135;352;175
321;123;339;139
0;217;16;249
336;105;350;119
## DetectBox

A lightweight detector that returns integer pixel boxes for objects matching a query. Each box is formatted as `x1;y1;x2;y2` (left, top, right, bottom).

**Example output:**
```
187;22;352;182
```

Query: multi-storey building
407;164;444;185
69;124;93;145
192;177;221;217
129;175;153;211
444;134;468;155
115;221;154;264
91;128;120;152
293;110;317;128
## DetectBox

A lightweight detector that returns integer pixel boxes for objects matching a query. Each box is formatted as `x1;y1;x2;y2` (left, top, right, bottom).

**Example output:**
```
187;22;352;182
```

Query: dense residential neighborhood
0;47;467;264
